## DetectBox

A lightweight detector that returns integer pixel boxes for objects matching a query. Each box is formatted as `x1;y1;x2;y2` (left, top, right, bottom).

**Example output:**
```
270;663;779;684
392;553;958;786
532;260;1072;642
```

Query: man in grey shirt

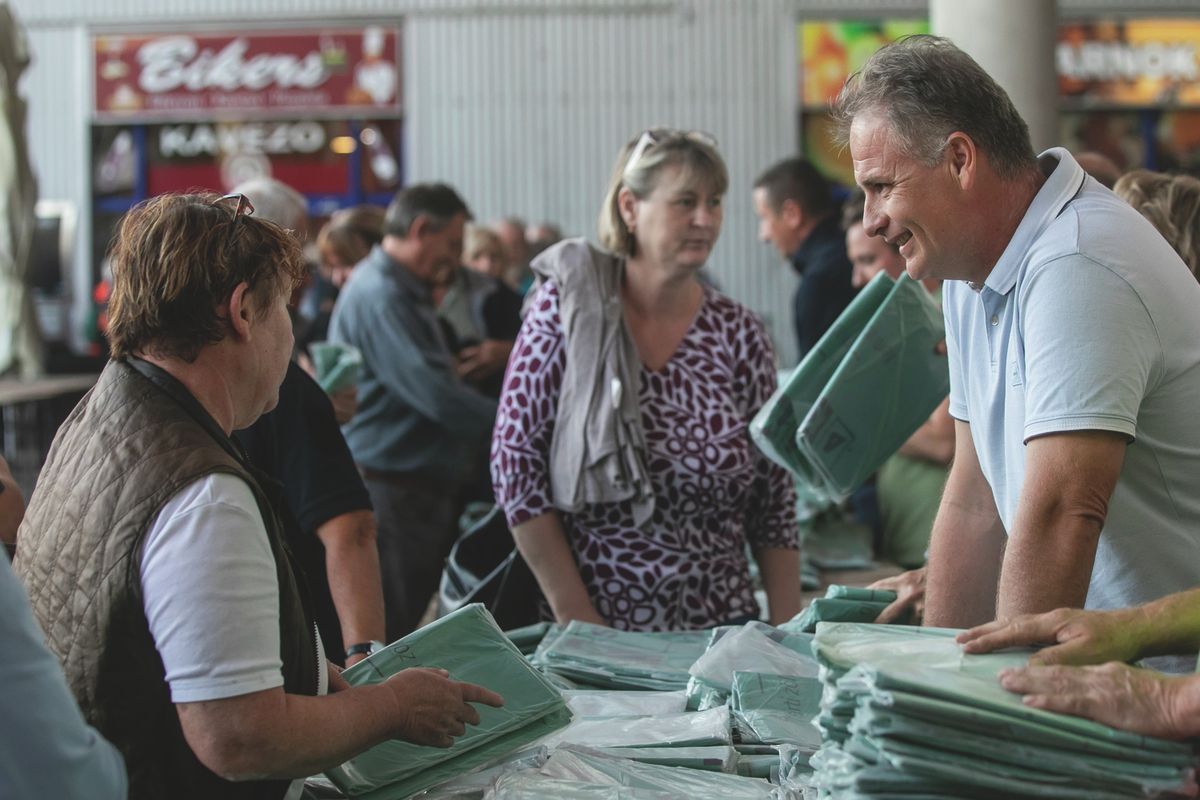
330;184;499;639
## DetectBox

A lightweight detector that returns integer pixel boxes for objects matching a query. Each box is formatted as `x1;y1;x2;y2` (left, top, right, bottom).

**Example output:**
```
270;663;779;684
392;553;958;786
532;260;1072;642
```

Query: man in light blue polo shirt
833;35;1200;663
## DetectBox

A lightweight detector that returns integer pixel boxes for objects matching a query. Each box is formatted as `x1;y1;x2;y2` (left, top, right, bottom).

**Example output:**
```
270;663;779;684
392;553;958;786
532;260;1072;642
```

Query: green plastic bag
824;586;898;603
810;622;1198;800
729;671;823;748
790;597;910;633
750;271;896;501
795;273;948;501
590;746;738;773
532;621;710;691
545;707;732;749
563;690;688;718
324;604;569;798
308;340;363;394
537;747;791;799
505;621;556;655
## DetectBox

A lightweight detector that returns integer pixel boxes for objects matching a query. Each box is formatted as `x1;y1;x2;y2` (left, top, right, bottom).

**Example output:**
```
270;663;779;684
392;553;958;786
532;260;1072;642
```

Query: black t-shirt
235;361;372;663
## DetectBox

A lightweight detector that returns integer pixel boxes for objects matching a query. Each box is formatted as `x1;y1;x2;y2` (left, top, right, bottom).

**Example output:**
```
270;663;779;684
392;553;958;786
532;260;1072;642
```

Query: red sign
93;27;401;121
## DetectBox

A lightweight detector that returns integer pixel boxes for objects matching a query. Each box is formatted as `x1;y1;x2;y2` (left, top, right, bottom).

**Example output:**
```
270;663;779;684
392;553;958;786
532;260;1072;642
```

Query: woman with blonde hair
491;129;800;631
1114;170;1200;280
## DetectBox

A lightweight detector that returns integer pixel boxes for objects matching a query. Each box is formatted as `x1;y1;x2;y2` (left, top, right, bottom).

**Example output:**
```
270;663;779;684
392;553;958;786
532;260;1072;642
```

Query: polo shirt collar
983;147;1086;296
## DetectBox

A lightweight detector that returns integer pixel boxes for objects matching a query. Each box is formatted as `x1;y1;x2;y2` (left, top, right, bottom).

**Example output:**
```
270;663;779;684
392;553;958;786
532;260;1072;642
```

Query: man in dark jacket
753;157;856;359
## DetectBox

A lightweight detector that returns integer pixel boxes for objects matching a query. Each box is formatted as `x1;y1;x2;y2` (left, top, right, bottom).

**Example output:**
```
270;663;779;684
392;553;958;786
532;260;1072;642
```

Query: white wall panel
406;0;802;362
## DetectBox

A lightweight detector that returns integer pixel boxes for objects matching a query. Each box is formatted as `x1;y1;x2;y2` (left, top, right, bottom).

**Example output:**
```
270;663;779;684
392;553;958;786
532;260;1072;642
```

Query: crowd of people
3;31;1200;799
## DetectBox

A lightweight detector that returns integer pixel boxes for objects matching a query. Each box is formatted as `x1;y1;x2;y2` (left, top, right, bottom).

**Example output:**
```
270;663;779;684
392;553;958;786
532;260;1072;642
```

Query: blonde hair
1114;170;1200;280
597;129;728;257
464;224;504;262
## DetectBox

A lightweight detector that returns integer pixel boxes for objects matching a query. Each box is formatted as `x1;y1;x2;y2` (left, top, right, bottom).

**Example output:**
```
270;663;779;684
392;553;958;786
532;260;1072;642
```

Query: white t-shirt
141;473;326;703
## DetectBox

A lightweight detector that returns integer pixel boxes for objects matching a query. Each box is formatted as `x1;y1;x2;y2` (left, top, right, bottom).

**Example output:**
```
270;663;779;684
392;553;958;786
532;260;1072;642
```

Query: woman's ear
617;187;638;231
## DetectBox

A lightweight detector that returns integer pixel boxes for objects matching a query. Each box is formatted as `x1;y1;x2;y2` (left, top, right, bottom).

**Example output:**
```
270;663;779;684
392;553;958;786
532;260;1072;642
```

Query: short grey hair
597;129;728;257
832;35;1036;180
231;176;309;231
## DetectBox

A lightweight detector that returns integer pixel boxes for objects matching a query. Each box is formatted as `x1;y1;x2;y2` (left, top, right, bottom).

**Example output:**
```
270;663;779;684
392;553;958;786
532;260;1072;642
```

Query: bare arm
922;419;1007;628
511;512;606;626
177;667;503;781
959;588;1200;665
0;455;25;548
995;430;1124;621
897;397;954;465
753;547;801;625
315;510;386;665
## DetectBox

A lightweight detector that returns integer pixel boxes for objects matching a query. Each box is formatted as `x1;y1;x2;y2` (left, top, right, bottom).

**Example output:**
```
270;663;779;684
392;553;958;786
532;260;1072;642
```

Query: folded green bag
824;585;898;603
324;604;570;798
790;597;910;633
795;273;948;501
750;271;896;501
532;621;710;691
546;707;732;749
309;340;363;394
563;689;688;718
852;697;1195;787
537;746;785;800
590;745;738;773
729;671;823;748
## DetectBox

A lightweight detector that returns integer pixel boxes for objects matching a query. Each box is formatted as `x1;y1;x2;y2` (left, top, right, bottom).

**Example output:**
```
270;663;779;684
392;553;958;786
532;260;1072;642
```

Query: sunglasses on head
623;129;719;177
211;193;256;253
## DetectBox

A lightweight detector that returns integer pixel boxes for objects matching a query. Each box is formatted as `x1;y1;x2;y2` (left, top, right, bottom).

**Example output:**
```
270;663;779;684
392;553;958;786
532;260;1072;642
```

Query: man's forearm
923;494;1006;627
995;431;1124;621
316;510;386;651
996;502;1101;621
1123;589;1200;659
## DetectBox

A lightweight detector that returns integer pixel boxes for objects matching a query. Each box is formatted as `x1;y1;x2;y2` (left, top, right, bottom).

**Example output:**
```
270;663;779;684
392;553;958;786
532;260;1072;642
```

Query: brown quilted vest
14;358;319;800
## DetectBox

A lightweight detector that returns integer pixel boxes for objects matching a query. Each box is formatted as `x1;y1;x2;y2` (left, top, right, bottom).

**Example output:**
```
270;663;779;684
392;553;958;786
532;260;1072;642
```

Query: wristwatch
345;640;385;659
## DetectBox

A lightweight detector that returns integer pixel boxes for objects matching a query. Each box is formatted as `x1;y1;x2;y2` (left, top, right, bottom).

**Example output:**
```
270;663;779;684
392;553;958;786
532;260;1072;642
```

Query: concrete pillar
930;0;1059;153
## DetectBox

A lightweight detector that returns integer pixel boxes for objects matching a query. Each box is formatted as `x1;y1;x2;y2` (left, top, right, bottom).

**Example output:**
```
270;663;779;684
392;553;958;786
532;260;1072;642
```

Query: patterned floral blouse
491;280;799;631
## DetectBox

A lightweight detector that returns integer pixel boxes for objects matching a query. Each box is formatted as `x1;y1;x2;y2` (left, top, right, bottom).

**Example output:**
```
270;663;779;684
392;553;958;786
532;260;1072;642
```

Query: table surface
0;374;98;406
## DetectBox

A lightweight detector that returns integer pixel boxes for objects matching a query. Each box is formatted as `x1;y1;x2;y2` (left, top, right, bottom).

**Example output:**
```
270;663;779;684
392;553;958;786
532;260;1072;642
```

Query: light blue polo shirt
944;148;1200;617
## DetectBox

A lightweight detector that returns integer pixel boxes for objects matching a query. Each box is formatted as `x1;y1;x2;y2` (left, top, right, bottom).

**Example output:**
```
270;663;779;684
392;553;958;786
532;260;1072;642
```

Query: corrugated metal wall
405;0;801;361
9;0;810;362
9;0;1198;358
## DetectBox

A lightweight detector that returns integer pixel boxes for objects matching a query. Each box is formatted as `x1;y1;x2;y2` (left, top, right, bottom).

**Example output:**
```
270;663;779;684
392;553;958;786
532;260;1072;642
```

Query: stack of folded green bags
810;622;1199;799
751;271;948;504
489;745;804;799
531;621;710;690
321;604;571;799
790;585;912;633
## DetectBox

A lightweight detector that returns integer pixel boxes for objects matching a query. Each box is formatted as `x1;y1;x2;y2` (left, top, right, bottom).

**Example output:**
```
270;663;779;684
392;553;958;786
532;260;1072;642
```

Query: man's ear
227;282;254;342
945;131;978;191
780;198;804;230
409;213;432;240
